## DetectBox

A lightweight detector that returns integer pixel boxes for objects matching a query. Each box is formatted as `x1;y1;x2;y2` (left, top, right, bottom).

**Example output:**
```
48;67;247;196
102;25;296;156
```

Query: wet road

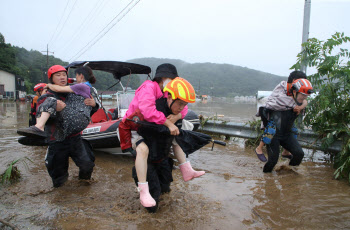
1;101;350;229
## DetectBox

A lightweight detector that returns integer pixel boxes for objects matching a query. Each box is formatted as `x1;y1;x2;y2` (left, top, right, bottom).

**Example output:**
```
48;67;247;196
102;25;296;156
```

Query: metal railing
200;120;342;153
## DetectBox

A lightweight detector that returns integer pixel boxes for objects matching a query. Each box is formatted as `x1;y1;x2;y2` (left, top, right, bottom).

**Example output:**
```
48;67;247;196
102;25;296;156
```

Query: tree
0;33;5;44
291;32;350;182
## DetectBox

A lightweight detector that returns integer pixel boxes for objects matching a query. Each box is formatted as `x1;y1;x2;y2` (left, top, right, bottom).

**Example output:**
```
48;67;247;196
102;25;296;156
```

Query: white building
0;69;26;100
256;90;272;110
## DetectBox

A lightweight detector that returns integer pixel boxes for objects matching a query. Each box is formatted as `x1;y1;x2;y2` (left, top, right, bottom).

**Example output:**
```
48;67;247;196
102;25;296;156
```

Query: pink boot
179;161;205;182
138;182;156;207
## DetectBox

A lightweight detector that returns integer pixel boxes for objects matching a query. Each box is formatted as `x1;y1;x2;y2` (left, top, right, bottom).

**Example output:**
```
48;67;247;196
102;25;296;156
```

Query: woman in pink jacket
121;63;204;208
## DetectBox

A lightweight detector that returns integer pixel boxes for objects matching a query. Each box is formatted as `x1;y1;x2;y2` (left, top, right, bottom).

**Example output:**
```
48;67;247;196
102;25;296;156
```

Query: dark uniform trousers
45;135;95;187
263;109;305;173
263;133;304;173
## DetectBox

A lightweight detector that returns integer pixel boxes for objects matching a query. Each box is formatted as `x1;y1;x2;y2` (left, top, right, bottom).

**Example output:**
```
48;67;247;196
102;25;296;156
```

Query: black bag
136;120;212;159
175;130;212;157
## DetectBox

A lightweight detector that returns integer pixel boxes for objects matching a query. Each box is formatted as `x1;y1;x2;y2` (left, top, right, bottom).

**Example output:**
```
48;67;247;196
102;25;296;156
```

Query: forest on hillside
0;33;285;96
0;33;141;93
129;58;286;97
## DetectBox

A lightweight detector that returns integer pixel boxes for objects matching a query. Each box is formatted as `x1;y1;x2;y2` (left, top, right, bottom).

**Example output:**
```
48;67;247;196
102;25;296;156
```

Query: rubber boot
179;161;205;182
138;182;156;207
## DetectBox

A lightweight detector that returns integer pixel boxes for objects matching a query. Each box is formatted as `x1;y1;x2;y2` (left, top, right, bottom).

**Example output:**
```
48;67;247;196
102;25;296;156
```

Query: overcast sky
1;0;349;76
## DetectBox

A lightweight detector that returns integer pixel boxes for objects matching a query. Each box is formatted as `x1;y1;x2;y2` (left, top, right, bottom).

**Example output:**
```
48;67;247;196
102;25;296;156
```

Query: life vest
30;96;39;116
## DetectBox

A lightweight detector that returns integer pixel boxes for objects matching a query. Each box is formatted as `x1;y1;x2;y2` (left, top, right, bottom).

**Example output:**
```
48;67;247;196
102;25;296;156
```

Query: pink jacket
124;80;188;124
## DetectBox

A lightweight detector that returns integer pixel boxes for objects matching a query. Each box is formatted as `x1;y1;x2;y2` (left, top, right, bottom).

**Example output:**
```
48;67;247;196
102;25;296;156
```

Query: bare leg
255;141;264;154
255;141;267;162
173;144;186;164
135;142;149;183
134;142;155;207
35;112;50;131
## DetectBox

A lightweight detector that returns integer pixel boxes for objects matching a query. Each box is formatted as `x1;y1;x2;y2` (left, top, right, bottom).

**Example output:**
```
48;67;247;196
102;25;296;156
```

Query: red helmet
47;65;67;79
33;83;47;92
291;79;314;95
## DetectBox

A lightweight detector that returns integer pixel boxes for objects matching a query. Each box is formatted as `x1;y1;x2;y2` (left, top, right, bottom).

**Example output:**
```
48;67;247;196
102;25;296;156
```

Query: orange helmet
33;83;47;92
47;65;67;79
291;79;314;95
163;77;196;103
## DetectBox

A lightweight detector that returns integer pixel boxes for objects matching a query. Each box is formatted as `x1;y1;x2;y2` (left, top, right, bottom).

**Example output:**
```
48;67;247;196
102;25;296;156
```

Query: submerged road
1;101;350;229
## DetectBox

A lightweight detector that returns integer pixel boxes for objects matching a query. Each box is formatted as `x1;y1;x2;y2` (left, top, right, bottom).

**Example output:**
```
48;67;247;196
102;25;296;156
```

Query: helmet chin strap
293;92;303;106
169;99;178;110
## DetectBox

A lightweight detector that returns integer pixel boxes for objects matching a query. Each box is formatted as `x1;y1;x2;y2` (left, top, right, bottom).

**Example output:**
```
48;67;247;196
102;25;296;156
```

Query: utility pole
198;79;201;97
41;44;54;83
298;0;311;127
301;0;311;74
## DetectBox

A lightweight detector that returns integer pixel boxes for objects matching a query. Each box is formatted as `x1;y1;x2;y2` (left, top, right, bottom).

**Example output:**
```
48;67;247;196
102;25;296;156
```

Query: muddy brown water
1;101;350;229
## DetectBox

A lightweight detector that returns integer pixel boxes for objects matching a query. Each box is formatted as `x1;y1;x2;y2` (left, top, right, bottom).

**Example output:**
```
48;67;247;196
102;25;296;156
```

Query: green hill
129;57;286;96
1;33;285;96
0;33;140;93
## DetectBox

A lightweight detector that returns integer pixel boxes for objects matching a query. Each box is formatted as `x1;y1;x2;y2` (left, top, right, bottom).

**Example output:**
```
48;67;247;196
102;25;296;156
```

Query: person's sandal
17;126;48;138
255;149;267;162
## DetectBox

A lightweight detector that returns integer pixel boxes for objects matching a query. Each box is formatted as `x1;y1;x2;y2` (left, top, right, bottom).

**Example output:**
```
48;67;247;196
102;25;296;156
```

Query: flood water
1;100;350;230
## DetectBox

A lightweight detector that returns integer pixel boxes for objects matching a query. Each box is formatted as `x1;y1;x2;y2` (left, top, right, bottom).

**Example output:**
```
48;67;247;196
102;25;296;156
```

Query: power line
68;0;141;62
68;0;138;61
50;0;79;49
59;0;109;56
48;0;70;45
